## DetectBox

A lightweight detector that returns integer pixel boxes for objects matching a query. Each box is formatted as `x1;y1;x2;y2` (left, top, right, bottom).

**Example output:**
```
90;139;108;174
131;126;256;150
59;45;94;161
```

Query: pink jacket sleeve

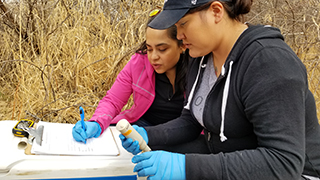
89;56;136;132
89;53;155;133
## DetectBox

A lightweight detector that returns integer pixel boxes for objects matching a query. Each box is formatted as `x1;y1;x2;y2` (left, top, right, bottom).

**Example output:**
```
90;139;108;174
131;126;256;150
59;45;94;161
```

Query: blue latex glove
72;121;102;143
132;150;186;180
119;125;148;155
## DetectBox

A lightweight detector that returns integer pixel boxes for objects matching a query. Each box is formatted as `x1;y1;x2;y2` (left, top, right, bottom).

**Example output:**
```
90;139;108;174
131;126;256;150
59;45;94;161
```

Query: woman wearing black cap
120;0;320;179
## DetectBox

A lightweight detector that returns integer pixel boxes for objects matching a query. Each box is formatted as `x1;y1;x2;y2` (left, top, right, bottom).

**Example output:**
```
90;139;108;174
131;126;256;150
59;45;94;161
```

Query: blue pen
79;106;85;131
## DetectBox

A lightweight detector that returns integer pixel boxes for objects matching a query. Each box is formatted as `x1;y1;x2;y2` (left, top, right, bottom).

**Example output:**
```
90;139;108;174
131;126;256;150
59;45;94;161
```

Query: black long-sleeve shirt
142;73;184;125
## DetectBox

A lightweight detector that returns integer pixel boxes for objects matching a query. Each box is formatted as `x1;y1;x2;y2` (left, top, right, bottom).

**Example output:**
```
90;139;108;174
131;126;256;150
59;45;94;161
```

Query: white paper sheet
31;121;120;156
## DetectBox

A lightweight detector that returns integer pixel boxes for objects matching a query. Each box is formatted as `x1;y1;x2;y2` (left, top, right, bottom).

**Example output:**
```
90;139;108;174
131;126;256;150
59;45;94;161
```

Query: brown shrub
0;0;319;123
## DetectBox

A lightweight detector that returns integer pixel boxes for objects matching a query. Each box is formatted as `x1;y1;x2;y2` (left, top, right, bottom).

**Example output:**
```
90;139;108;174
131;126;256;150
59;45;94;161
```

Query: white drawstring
185;57;233;142
220;61;234;142
184;56;205;110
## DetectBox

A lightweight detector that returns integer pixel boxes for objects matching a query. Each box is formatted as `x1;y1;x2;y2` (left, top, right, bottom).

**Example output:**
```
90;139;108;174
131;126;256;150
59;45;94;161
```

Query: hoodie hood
219;25;284;141
225;24;284;67
220;25;284;142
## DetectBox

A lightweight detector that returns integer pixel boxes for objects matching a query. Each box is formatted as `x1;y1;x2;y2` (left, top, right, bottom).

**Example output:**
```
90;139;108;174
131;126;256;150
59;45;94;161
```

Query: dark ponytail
224;0;252;21
187;0;253;22
175;50;189;93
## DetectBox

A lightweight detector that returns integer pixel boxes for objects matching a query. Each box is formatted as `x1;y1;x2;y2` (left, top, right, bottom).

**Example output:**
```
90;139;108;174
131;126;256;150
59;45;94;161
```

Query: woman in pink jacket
72;9;187;143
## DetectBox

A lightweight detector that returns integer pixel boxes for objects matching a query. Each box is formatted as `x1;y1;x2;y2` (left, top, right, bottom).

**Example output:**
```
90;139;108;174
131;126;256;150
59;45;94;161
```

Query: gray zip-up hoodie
145;25;320;180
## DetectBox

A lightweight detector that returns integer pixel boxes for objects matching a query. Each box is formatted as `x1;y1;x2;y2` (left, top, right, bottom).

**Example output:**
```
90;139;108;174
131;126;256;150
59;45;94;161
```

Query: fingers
127;141;140;155
132;152;158;177
85;122;97;138
136;166;157;177
72;132;86;143
132;125;139;130
132;125;148;144
132;151;152;163
121;134;133;148
132;151;185;180
119;134;141;155
72;125;87;144
74;121;83;128
119;134;125;140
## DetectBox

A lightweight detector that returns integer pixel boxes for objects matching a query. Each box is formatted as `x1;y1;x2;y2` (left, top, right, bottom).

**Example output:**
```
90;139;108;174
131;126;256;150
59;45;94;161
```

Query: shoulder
128;53;149;65
125;53;153;74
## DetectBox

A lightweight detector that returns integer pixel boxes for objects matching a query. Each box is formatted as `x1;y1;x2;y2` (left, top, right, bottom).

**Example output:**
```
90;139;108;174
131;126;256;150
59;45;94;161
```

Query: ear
208;1;224;23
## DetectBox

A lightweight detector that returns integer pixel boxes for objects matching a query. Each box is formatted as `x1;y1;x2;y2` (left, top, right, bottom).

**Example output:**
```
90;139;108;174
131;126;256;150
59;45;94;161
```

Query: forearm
90;61;134;131
186;146;304;180
146;109;203;146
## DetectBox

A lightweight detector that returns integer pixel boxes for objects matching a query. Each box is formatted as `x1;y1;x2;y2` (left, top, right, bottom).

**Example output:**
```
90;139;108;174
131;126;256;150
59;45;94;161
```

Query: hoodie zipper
188;55;233;142
203;72;226;142
188;58;207;120
189;55;227;142
203;60;234;142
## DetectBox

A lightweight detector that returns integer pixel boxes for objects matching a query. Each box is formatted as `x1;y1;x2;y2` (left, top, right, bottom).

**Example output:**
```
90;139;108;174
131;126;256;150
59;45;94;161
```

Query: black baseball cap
148;0;212;30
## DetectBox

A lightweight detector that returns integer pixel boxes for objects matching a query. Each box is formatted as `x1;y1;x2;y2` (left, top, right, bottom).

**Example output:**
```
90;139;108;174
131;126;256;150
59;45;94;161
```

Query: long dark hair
135;13;188;94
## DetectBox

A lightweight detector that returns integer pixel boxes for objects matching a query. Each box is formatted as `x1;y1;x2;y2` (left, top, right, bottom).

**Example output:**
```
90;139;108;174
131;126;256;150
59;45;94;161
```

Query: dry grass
0;0;162;123
247;0;320;122
0;0;319;123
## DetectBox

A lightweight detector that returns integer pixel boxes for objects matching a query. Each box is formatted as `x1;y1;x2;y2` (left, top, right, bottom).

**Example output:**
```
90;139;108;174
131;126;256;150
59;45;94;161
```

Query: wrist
93;122;102;136
141;127;148;144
